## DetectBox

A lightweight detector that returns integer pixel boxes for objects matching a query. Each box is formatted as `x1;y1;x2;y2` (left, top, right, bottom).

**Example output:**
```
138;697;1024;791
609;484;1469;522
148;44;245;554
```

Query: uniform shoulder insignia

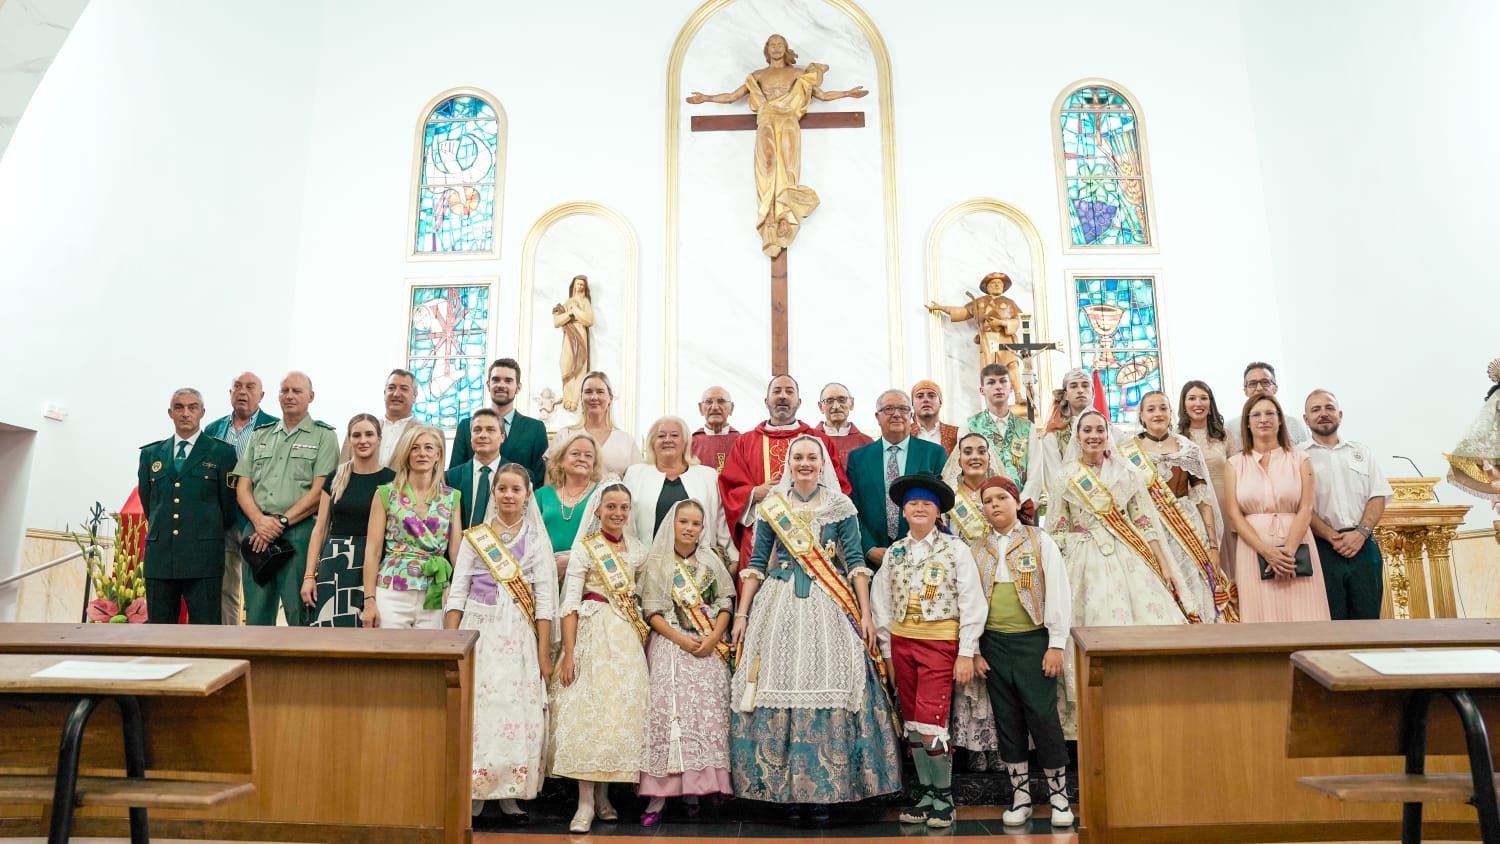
253;420;277;430
314;419;336;430
140;438;168;450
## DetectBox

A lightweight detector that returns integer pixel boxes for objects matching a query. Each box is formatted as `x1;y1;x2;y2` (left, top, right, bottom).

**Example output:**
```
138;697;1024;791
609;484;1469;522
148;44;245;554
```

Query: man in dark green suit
445;408;505;530
846;389;948;568
450;358;548;487
138;388;240;624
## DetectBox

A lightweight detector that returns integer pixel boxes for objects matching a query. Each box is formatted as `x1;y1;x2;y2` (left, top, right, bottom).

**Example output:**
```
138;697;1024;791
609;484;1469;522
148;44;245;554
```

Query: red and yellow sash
582;532;651;644
757;492;890;687
948;487;989;543
462;524;536;625
1118;441;1215;574
1068;464;1199;623
671;556;732;665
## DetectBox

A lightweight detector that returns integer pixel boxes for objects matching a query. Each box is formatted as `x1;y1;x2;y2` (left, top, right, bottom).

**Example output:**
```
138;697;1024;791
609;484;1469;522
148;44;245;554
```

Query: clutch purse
1258;543;1313;580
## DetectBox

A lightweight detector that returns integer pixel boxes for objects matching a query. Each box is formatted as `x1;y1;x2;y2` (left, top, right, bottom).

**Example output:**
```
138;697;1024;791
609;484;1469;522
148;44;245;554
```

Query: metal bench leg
1446;691;1499;844
115;695;149;844
47;696;101;844
1402;689;1431;844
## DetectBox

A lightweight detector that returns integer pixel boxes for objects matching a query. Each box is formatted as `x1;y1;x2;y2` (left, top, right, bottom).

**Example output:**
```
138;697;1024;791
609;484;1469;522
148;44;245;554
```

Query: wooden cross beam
690;110;866;374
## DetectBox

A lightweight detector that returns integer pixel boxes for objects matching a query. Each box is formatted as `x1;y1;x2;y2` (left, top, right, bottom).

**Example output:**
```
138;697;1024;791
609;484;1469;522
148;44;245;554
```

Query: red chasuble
690;426;741;472
818;423;875;468
718;421;852;566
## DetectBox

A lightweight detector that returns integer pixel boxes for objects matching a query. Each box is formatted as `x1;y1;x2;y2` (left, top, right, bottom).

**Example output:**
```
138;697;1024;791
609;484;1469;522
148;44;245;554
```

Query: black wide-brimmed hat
888;472;955;513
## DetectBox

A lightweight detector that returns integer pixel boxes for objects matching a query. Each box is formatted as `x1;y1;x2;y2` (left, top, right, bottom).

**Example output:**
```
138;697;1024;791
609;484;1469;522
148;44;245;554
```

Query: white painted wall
1;0;1493;601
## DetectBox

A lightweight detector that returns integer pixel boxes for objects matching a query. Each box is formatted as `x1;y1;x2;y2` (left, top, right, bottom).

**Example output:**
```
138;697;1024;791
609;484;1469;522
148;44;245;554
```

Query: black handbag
241;536;296;585
1258;543;1313;580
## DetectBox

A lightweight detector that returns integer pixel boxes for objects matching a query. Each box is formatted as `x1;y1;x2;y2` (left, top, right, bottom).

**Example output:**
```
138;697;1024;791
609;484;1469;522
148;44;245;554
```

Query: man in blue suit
846;389;947;568
444;408;505;530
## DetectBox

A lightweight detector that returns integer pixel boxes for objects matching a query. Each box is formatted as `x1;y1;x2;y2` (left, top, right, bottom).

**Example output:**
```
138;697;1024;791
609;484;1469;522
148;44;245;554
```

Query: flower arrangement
69;502;147;623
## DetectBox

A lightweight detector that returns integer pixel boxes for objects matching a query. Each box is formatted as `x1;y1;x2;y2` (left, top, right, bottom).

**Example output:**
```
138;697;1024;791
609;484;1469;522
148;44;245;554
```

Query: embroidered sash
462;525;536;625
671;557;732;665
582;532;651;643
1068;464;1198;622
1118;440;1218;587
1002;527;1046;626
948;487;989;542
757;492;891;687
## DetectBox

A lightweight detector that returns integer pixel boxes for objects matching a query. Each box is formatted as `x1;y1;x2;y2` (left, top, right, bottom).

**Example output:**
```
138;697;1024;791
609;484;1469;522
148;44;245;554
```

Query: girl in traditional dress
444;463;557;823
548;481;650;834
728;435;901;825
940;433;1004;770
1049;410;1190;734
362;425;460;630
1124;391;1235;622
638;499;735;826
301;414;394;626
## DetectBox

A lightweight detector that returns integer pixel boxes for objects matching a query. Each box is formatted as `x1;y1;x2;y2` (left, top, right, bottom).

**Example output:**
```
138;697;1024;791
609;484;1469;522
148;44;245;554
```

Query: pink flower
86;598;119;623
124;598;148;624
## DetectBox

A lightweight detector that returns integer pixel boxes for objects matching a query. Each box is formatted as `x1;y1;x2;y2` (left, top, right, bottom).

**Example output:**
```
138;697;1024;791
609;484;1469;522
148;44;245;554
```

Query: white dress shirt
172;431;201;461
379;414;415;466
914;423;943;446
1299;437;1393;530
871;531;988;658
986;524;1072;649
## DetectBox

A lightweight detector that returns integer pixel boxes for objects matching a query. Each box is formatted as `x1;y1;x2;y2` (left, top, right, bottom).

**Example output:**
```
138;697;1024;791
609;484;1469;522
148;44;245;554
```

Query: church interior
0;1;1498;842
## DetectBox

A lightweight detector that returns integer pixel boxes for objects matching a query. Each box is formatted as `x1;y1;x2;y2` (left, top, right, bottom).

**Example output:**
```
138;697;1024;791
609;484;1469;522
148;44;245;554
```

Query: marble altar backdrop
928;200;1053;425
668;0;900;426
520;202;638;431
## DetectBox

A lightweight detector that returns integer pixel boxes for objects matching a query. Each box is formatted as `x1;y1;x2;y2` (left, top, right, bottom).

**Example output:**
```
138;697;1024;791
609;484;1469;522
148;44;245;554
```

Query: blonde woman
300;414;394;626
361;425;461;629
537;431;602;580
558;371;640;477
624;416;734;554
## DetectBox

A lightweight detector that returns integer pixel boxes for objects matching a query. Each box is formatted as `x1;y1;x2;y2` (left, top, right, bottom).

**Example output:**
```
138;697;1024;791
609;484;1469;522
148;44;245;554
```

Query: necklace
558;483;592;521
1140;430;1172;443
493;516;523;542
789;486;819;502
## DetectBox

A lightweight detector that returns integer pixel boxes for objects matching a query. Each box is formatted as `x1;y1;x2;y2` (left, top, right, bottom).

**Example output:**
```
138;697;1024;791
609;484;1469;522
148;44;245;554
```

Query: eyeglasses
877;405;912;416
1244;379;1276;390
819;396;850;405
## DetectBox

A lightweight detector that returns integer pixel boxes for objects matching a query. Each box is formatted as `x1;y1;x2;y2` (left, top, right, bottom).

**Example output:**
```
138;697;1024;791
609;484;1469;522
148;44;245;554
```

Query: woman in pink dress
1224;396;1330;622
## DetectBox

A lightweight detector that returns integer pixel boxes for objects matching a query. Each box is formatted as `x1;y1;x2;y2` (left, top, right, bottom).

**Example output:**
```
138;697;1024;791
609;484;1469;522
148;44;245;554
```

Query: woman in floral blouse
362;424;461;629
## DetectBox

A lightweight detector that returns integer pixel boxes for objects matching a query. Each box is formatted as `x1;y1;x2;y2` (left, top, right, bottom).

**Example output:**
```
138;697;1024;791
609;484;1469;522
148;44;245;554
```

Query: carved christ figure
687;34;868;257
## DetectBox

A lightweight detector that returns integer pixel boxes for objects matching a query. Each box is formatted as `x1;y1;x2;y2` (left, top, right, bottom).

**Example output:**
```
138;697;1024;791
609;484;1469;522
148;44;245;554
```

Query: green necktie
473;465;491;525
174;440;189;470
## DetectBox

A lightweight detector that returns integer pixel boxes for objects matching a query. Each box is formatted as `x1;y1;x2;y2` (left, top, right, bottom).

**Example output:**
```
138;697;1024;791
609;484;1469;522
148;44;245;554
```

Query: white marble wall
675;0;895;429
0;0;90;158
524;210;636;432
931;205;1050;425
13;530;97;623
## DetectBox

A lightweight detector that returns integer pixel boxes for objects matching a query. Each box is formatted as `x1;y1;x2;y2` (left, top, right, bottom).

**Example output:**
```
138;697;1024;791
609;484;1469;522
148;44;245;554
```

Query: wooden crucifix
686;33;868;374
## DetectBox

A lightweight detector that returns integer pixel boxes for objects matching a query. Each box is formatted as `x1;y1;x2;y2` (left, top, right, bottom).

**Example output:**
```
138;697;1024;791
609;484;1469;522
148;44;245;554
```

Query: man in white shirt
378;368;417;466
1300;389;1392;620
974;474;1073;829
1228;361;1309;449
444;408;504;530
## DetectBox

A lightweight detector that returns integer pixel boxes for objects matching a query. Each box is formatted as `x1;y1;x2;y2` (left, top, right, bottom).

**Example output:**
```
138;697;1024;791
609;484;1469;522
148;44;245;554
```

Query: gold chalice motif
1083;304;1125;367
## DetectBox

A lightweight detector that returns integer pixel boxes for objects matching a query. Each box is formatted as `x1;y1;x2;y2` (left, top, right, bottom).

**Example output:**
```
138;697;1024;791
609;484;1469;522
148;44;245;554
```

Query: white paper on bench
31;660;191;681
1350;648;1500;675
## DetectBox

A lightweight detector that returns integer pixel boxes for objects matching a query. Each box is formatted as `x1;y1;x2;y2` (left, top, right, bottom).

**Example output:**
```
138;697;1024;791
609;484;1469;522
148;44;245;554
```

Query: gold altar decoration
1374;477;1471;619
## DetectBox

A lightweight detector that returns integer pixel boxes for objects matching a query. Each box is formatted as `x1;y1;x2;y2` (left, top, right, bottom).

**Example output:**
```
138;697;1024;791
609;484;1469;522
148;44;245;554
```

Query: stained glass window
1074;277;1162;422
414;94;499;255
1058;84;1152;247
407;284;491;429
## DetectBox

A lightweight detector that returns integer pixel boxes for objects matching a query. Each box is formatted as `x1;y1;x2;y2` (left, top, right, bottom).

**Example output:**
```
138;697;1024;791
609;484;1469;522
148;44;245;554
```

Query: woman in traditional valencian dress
444;463;557;823
728;435;901;824
940;432;1004;770
1123;391;1235;623
637;499;736;827
549;481;651;833
1445;358;1500;512
1049;410;1189;734
1225;396;1330;623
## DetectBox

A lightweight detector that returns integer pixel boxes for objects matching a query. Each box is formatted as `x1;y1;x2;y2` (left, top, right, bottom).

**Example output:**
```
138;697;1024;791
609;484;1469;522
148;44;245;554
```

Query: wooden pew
1289;648;1499;843
1074;619;1500;843
0;624;476;844
0;654;255;843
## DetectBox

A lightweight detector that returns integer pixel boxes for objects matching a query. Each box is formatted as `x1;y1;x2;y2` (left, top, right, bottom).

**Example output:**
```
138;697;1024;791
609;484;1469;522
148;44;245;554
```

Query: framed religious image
404;279;495;429
1067;272;1167;422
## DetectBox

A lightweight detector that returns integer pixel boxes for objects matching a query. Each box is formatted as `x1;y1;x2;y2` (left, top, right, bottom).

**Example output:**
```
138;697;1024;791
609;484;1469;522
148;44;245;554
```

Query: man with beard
1021;368;1095;515
910;379;958;455
377;368;417;466
691;385;740;471
204;371;278;624
816;382;874;466
450;358;548;487
1300;390;1391;620
718;374;851;563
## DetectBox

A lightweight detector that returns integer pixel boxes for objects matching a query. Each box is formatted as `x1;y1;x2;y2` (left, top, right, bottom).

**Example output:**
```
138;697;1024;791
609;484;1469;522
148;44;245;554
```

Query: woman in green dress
536;431;601;582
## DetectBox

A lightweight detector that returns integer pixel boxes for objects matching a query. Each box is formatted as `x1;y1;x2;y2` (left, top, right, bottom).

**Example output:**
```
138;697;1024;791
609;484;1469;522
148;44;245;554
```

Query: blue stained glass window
1075;277;1162;422
414;95;499;254
407;285;490;429
1059;85;1151;247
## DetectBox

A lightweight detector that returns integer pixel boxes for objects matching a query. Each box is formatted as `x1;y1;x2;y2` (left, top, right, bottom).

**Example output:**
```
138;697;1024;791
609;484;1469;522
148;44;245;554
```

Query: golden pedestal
1374;477;1471;618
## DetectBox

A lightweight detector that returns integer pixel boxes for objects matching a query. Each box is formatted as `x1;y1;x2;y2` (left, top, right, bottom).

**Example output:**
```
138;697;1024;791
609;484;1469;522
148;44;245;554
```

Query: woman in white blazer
623;416;736;564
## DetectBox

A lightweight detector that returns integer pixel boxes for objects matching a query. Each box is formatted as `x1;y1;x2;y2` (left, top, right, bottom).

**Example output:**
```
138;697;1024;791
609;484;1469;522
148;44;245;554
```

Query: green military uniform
233;415;339;626
138;434;240;624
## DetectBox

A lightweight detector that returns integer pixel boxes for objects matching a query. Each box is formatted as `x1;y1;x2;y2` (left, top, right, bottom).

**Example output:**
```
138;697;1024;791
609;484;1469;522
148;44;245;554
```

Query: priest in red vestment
690;385;740;471
718;375;851;566
815;381;875;466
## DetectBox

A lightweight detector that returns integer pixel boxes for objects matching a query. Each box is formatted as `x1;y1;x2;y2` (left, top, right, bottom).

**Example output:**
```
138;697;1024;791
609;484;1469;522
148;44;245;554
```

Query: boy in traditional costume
871;473;986;829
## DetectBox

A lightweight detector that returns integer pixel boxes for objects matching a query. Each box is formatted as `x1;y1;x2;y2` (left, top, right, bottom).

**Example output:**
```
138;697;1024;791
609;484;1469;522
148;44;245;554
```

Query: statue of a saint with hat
927;272;1027;405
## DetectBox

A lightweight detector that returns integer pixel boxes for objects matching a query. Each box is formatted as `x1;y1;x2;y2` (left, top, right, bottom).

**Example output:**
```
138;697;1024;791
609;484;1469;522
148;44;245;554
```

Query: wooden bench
1289;648;1500;844
0;654;255;843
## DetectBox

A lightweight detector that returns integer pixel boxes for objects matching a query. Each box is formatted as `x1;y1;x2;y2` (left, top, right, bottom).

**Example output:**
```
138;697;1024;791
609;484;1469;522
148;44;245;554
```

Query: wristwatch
1355;523;1373;538
276;514;290;528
